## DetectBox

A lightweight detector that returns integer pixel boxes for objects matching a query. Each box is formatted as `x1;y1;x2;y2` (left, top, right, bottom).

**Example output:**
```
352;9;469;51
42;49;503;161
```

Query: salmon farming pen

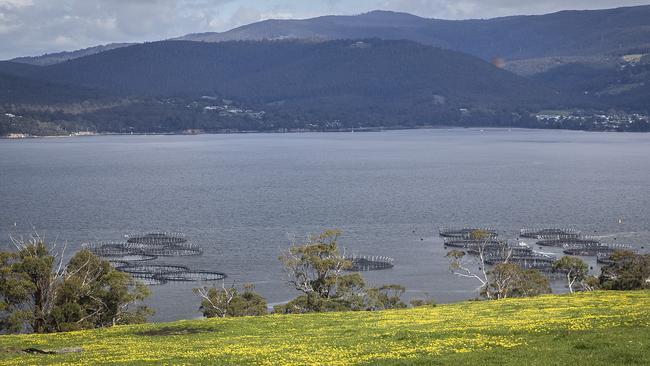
482;245;535;258
345;255;395;271
82;232;226;285
597;252;617;265
442;238;507;251
117;242;203;257
438;227;498;238
439;225;562;275
520;228;581;239
563;243;631;256
484;251;557;271
536;237;601;248
436;225;646;280
126;232;188;245
156;270;229;282
82;241;158;261
118;263;190;278
115;263;227;285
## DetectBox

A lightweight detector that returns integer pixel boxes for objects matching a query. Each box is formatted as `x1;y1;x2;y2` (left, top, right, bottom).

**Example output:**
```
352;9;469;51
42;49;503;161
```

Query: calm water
1;128;649;321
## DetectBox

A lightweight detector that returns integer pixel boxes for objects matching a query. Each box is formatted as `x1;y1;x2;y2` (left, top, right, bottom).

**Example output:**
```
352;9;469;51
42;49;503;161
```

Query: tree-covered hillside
0;39;647;135
0;40;563;134
24;40;554;107
176;6;650;61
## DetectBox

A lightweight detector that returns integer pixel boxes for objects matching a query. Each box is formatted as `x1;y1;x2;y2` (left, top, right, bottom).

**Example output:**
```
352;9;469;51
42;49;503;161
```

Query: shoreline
0;125;640;140
0;125;436;139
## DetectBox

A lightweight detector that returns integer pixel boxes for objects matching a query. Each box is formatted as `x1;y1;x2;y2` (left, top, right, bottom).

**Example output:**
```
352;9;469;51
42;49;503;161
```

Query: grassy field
1;291;649;365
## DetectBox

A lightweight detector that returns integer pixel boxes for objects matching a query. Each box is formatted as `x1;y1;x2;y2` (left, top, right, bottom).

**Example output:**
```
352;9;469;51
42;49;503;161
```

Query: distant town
536;111;650;132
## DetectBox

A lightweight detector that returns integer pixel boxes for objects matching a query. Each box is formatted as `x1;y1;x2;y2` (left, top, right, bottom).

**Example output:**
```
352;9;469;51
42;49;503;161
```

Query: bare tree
447;249;492;299
194;281;268;318
446;230;510;300
489;263;521;299
193;281;237;318
553;256;589;293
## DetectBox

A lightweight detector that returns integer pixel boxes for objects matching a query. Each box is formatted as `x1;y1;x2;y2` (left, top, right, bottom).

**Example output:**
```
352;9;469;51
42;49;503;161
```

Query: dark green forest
1;40;649;135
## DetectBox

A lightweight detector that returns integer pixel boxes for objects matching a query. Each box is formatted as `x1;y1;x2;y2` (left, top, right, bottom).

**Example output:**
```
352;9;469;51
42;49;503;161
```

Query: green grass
1;291;649;365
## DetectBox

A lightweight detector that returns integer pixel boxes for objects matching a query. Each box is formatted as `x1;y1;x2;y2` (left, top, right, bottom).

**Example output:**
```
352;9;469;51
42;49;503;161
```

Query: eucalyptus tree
1;236;152;334
446;229;509;300
194;283;267;318
553;256;589;293
277;229;406;313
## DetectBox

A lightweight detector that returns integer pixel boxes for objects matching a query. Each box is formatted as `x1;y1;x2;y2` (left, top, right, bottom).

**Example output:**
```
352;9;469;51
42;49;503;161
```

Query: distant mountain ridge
10;43;136;66
9;5;650;67
174;6;650;61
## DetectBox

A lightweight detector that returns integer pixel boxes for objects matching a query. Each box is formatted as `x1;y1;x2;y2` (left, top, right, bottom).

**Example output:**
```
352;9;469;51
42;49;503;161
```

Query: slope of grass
0;291;649;365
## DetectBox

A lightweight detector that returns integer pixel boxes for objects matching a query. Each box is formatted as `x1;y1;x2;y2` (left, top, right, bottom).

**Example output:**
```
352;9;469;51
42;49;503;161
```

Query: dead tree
193;281;237;318
446;230;511;300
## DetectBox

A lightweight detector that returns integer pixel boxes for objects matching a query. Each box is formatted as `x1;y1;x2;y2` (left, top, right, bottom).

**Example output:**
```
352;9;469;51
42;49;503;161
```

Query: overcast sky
1;0;648;59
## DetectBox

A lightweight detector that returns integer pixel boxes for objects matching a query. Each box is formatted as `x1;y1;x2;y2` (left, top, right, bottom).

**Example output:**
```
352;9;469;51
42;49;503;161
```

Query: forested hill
21;39;555;107
0;39;567;135
13;5;650;67
3;39;649;135
0;72;104;104
176;6;650;61
0;60;105;104
6;5;650;113
10;43;136;66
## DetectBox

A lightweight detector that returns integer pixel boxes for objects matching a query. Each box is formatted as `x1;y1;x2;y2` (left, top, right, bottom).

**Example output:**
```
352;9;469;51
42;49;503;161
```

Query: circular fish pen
115;263;190;286
439;227;498;239
83;232;225;285
114;263;227;284
118;242;203;257
126;232;187;245
485;251;556;268
506;256;556;272
157;271;228;282
536;237;600;248
482;245;534;258
345;255;394;271
116;263;191;277
520;228;581;239
83;240;203;258
563;243;630;256
596;252;617;265
107;260;131;268
83;241;136;257
83;242;159;261
443;238;508;253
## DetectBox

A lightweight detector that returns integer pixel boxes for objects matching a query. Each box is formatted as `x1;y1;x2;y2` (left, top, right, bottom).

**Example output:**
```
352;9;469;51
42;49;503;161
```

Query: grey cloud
0;0;234;59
